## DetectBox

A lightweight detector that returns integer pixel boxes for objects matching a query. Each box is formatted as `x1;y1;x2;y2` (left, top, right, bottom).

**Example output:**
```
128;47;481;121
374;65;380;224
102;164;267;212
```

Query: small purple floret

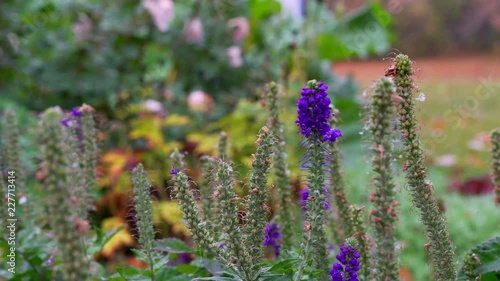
61;117;70;127
71;107;82;117
170;168;178;175
263;223;281;257
298;186;331;212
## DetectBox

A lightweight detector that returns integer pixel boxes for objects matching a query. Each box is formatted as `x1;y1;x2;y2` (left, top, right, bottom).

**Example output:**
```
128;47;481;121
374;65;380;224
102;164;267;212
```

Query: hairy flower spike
215;160;252;279
132;164;156;279
461;250;481;280
40;108;88;281
63;117;86;217
348;206;370;280
245;127;274;273
330;238;361;281
389;54;456;280
266;82;294;249
296;80;339;281
4;110;24;194
369;77;400;280
491;128;500;205
263;222;282;257
171;170;240;273
80;104;98;215
328;107;353;245
218;132;229;159
171;148;186;171
200;156;218;230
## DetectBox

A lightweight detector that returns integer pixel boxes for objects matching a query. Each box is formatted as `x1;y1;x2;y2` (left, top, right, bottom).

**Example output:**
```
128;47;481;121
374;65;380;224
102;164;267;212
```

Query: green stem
294;229;313;281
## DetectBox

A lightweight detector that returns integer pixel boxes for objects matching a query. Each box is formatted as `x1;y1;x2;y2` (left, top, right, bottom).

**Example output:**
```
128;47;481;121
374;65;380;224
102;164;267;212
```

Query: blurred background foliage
1;0;499;280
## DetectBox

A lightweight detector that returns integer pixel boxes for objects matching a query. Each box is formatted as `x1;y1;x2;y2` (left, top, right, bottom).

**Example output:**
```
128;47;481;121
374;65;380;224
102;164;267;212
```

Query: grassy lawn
417;80;499;177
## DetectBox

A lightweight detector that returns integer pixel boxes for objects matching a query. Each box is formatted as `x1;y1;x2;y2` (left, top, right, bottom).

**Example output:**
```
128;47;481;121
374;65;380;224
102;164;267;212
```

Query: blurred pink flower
143;0;174;32
184;17;203;42
142;99;165;114
227;17;249;42
72;13;92;41
188;90;213;112
227;46;243;67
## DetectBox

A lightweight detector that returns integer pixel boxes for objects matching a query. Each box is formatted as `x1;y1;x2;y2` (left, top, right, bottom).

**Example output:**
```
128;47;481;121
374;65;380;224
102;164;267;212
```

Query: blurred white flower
434;154;457;167
188;90;213;112
416;92;426;102
72;13;92;41
468;132;490;151
227;46;243;67
143;0;174;32
278;0;303;21
142;99;164;113
184;17;203;42
227;17;249;42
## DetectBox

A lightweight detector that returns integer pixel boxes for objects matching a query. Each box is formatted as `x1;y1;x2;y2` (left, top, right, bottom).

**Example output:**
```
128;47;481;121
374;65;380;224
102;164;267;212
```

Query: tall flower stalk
216;159;251;278
171;168;239;274
132;164;156;281
244;126;273;273
63;108;86;217
218;131;229;159
368;77;400;280
389;54;455;280
200;155;217;231
491;128;500;205
265;82;294;250
295;80;342;281
80;104;98;213
40;108;88;281
4;110;24;190
328;107;352;243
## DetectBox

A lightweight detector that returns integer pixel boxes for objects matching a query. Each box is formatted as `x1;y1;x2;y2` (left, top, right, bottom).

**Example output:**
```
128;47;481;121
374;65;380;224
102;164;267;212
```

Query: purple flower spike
263;223;282;257
170;168;178;175
296;80;341;143
329;242;361;281
71;107;82;117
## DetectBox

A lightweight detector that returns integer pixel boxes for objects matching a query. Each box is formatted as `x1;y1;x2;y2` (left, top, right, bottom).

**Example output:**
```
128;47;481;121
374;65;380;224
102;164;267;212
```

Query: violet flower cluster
298;186;331;212
263;223;281;257
296;80;342;143
330;242;361;281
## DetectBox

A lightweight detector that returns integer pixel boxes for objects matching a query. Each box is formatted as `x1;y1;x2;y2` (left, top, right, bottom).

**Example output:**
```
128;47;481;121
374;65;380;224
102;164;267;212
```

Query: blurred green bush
0;0;392;116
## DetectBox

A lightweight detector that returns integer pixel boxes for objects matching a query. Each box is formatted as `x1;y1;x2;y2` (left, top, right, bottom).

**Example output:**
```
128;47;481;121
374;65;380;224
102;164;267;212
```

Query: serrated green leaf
88;226;124;256
177;264;199;274
130;248;149;264
269;259;301;274
153;255;172;270
155;267;183;279
117;266;149;280
154;238;194;253
459;236;500;279
317;34;357;60
250;0;281;20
